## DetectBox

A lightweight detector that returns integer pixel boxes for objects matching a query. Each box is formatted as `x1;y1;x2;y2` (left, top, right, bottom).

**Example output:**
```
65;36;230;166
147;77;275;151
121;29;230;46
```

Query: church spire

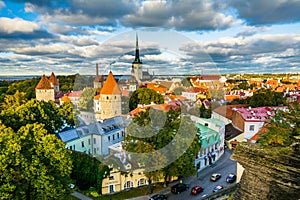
134;32;141;63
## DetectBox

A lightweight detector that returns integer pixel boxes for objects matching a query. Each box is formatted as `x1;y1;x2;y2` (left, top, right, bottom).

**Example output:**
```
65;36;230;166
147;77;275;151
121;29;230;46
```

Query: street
128;149;237;200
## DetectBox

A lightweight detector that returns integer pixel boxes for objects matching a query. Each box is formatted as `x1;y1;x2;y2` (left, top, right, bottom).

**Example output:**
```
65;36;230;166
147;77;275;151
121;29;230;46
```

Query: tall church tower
96;71;122;120
131;33;142;82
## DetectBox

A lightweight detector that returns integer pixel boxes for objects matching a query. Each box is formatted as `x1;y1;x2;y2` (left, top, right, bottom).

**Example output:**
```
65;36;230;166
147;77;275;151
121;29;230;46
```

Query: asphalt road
168;149;237;200
128;149;237;200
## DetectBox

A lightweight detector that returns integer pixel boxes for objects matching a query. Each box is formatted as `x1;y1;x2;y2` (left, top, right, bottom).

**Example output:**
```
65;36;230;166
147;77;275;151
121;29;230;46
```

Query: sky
0;0;300;76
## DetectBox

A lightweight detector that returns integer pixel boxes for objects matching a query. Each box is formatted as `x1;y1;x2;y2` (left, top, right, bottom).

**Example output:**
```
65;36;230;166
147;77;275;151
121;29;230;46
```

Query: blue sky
0;0;299;76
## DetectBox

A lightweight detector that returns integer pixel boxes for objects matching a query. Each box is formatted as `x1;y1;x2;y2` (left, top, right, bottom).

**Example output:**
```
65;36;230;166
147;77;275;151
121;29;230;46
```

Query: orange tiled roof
100;71;121;95
247;126;269;143
94;95;100;100
61;96;71;102
49;72;59;85
36;75;53;89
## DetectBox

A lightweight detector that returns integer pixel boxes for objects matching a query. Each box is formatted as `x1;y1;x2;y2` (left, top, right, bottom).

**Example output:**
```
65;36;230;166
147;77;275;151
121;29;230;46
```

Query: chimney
96;63;99;77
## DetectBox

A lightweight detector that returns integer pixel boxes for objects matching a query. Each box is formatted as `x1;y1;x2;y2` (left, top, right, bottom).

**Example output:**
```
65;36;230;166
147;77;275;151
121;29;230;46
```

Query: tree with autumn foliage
258;103;300;147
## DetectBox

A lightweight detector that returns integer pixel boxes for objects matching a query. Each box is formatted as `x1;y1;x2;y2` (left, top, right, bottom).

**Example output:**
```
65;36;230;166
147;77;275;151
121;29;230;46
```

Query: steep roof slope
100;71;121;95
36;75;53;89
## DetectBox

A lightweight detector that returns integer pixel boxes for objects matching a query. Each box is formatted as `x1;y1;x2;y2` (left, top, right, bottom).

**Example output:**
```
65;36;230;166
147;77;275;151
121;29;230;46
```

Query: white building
58;116;127;156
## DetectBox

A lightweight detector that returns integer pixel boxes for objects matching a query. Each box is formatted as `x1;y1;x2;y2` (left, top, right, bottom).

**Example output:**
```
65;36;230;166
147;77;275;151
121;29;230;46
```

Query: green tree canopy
129;88;164;111
0;94;74;133
0;122;72;199
122;107;201;183
78;87;96;112
250;89;285;107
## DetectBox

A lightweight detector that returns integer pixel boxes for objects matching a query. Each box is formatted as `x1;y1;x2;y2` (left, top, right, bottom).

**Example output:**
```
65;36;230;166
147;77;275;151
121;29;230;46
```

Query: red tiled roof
67;91;83;97
36;75;53;89
100;71;121;95
49;72;59;85
201;75;221;80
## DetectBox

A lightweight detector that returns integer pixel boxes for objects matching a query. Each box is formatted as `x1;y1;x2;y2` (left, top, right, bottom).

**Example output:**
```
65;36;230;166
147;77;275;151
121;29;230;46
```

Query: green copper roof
196;123;221;149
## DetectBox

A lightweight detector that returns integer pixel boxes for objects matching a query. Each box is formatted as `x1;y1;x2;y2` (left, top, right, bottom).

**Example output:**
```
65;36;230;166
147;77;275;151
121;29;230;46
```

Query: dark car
212;185;224;193
226;173;237;183
171;183;188;194
190;185;204;195
210;173;221;182
149;194;168;200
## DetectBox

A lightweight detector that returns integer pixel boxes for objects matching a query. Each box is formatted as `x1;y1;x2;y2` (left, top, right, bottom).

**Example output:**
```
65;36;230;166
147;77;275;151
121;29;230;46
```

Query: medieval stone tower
35;74;55;102
49;72;59;92
131;33;142;82
96;71;122;120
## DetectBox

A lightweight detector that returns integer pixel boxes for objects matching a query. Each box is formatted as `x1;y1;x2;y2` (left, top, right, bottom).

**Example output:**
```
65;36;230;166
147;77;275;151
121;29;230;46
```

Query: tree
129;88;164;111
122;107;201;185
258;103;300;147
238;81;249;90
78;88;96;112
250;89;285;107
0;93;74;133
0;122;72;199
1;90;27;110
70;151;110;194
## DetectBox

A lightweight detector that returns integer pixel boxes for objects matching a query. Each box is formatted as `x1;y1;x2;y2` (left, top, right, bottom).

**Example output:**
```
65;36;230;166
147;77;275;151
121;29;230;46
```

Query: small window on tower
107;96;109;100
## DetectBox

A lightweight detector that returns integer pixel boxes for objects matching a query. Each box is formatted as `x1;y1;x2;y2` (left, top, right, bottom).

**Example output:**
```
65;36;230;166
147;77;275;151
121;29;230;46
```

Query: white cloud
0;0;5;9
0;17;40;33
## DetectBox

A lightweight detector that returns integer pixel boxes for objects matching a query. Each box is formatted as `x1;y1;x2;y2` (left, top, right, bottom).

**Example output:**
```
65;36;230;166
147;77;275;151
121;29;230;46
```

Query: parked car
226;173;237;183
210;173;221;181
171;183;188;194
149;194;168;200
212;185;224;193
190;185;204;195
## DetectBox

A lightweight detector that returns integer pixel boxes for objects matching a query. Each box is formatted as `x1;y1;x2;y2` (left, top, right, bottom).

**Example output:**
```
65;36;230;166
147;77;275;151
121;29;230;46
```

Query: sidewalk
71;191;93;200
126;149;233;200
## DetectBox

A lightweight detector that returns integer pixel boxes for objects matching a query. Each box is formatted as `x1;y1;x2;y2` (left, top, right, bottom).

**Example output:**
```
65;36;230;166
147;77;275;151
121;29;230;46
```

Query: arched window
124;181;133;189
138;178;147;186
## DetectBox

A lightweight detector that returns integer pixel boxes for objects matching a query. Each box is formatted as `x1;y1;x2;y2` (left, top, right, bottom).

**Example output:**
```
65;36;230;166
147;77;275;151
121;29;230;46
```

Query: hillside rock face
231;142;300;200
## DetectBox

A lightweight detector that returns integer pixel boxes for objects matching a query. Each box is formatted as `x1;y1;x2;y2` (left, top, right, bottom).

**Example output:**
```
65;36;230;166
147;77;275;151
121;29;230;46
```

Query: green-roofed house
191;116;225;172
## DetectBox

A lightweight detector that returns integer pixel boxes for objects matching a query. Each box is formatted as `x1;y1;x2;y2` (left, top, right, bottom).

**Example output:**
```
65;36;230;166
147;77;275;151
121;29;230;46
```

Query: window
106;96;109;100
94;138;96;144
94;148;96;154
249;125;255;131
69;146;72;150
109;185;114;193
113;134;115;140
109;176;114;180
124;181;133;189
88;139;91;145
117;133;120;139
108;136;110;142
81;141;85;148
138;178;147;186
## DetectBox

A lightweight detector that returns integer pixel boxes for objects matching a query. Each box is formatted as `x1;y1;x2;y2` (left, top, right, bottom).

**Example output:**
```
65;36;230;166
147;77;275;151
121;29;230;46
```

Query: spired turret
131;33;142;82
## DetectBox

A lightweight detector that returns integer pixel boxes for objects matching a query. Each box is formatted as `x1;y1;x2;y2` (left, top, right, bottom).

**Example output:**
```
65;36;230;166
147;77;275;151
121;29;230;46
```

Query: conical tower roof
100;71;121;95
49;72;59;85
36;75;53;89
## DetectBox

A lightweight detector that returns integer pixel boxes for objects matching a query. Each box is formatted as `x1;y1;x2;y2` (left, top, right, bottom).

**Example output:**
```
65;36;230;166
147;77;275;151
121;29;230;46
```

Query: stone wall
231;142;300;200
